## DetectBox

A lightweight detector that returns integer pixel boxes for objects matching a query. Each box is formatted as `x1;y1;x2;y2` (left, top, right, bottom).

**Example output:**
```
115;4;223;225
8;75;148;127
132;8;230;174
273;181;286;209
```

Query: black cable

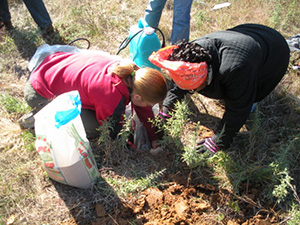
116;26;165;55
116;29;143;55
68;38;91;49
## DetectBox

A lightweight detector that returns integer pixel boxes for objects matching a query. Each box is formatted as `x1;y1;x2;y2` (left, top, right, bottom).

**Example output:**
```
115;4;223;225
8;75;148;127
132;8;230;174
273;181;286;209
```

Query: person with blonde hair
19;48;168;149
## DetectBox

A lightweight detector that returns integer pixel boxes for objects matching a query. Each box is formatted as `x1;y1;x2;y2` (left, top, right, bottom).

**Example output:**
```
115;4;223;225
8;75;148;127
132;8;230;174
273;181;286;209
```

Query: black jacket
163;24;290;148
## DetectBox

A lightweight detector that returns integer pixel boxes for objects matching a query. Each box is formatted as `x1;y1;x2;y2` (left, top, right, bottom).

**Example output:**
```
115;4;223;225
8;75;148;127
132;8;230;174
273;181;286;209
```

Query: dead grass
1;0;300;224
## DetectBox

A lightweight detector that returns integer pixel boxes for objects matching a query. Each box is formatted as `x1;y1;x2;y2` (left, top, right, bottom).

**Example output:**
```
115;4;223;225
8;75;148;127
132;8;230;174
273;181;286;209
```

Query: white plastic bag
125;103;160;151
28;43;121;72
28;44;80;72
34;91;100;189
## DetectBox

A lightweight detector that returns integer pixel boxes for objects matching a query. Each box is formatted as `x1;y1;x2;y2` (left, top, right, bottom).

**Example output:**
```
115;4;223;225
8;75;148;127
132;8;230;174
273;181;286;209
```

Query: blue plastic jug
128;18;161;70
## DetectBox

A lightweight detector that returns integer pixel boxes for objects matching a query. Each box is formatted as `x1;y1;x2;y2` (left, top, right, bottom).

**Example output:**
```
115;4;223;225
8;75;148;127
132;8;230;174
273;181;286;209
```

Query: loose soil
90;147;279;225
92;183;277;225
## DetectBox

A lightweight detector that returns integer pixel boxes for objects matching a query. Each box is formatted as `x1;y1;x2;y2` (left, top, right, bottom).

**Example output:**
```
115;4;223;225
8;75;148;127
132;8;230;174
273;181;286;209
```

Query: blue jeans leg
0;0;11;22
171;0;193;44
144;0;167;28
22;0;52;29
250;102;258;113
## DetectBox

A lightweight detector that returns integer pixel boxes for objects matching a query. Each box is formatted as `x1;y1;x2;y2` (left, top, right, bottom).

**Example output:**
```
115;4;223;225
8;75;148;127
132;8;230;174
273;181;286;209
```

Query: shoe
41;25;55;36
41;25;65;44
41;25;55;41
0;20;14;30
18;111;35;130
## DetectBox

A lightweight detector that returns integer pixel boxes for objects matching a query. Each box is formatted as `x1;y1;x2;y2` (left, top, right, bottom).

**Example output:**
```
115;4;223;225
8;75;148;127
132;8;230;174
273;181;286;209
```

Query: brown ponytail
112;59;138;76
111;59;138;89
113;60;167;104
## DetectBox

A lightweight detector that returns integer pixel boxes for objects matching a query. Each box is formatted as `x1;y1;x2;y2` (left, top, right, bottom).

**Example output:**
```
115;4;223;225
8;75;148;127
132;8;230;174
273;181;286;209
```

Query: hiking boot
18;111;35;130
0;20;14;30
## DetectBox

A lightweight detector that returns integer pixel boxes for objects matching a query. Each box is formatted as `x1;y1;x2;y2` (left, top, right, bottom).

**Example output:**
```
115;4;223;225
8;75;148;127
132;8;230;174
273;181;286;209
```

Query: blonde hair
112;60;167;104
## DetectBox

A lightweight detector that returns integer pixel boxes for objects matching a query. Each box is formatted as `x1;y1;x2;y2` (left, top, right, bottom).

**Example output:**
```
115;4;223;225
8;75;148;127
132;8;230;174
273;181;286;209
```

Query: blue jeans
0;0;52;29
144;0;193;44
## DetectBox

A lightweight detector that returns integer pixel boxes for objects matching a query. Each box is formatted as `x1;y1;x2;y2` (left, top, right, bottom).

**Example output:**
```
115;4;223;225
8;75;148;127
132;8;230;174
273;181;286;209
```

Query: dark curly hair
169;40;212;64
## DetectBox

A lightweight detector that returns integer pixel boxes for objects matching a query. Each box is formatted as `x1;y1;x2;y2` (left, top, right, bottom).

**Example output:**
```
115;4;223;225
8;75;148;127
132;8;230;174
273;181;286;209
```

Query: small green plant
151;97;192;150
0;94;30;114
288;204;300;225
217;213;225;221
182;123;225;169
104;169;166;197
227;200;240;213
96;114;134;165
247;105;264;151
97;118;114;148
21;130;36;152
117;114;134;150
267;133;300;204
271;166;293;203
181;123;211;168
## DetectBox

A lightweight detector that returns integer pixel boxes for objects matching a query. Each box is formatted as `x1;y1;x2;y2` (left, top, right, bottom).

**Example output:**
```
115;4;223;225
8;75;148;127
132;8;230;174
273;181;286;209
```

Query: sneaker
18;111;35;130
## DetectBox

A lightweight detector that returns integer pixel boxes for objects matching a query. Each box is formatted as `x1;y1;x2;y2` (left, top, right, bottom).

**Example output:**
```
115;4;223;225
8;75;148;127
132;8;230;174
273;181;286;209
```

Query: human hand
196;136;219;154
155;106;171;139
151;140;159;149
149;147;164;156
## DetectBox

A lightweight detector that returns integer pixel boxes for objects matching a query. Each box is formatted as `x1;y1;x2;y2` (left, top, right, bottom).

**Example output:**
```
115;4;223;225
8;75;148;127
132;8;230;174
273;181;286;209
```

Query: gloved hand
196;136;219;154
157;106;172;121
156;106;172;139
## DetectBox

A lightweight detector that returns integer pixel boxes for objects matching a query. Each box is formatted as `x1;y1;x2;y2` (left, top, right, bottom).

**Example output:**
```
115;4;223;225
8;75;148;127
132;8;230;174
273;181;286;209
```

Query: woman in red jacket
20;48;168;149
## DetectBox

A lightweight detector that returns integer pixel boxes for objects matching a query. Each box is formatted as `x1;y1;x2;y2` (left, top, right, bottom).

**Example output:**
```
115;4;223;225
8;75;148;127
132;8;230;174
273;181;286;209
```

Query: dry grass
1;0;300;224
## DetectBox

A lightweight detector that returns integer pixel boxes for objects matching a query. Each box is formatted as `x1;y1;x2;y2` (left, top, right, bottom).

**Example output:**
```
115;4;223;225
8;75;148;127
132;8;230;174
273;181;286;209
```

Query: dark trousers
24;78;100;140
0;0;52;29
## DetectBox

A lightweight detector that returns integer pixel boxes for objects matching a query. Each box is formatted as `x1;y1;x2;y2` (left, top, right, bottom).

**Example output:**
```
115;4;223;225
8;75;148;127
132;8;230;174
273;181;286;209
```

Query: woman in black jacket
150;23;290;152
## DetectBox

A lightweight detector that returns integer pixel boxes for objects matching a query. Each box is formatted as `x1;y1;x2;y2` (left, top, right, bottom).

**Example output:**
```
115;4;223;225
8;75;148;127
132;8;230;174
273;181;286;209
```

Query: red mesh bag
149;45;208;90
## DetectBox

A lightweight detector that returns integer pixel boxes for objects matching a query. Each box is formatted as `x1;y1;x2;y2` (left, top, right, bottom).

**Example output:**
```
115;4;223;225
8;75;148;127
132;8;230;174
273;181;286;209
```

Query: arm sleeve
163;80;189;109
217;66;257;148
94;96;125;140
133;105;158;142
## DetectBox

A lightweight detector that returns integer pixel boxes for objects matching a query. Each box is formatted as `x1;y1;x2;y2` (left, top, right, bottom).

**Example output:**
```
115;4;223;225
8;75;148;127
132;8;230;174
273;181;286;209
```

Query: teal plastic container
129;18;161;70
